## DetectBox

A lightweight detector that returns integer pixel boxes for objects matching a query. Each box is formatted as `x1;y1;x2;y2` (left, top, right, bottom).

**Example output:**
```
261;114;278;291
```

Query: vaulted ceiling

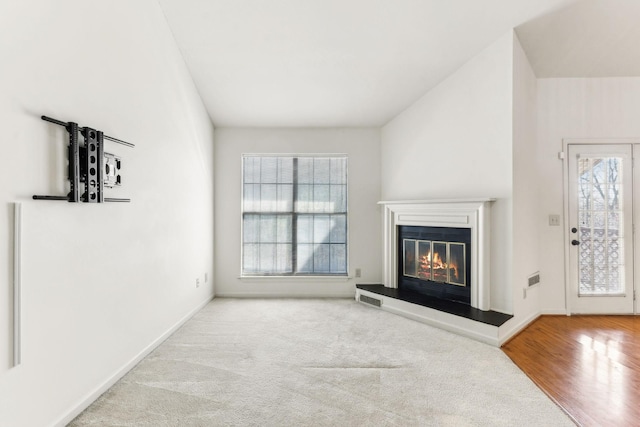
516;0;640;78
157;0;640;127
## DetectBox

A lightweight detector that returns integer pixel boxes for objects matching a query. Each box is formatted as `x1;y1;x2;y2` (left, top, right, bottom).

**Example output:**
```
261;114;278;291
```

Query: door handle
571;239;580;246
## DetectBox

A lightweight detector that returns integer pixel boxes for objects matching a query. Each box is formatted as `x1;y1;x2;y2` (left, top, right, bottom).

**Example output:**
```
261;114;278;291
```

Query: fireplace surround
356;198;513;346
379;199;494;311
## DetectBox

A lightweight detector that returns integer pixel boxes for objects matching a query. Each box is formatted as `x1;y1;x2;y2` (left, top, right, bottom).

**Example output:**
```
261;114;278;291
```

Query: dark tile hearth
356;284;513;327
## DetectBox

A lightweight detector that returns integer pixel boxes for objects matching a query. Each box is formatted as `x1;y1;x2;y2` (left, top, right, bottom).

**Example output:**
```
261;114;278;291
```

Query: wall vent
359;294;382;307
528;272;541;288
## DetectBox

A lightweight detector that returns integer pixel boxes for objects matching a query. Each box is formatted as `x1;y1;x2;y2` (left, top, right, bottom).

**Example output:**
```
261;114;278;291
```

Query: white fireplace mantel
378;199;495;311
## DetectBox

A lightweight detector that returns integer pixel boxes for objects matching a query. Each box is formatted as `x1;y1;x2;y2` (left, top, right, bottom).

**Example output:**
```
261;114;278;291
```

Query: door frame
562;138;640;315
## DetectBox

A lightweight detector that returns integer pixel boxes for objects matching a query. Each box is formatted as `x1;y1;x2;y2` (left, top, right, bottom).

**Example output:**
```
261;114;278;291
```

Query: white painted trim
238;275;352;281
216;292;355;299
541;309;569;315
378;198;495;205
562;139;571;315
379;199;494;311
356;289;500;347
13;202;22;368
242;153;348;158
497;311;540;347
52;294;215;427
563;138;640;145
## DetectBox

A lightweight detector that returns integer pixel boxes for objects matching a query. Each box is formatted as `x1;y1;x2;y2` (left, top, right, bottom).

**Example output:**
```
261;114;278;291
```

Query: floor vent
359;294;382;307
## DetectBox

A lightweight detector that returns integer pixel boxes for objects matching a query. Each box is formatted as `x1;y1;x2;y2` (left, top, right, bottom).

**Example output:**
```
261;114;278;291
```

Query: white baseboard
498;311;540;346
215;292;355;299
52;294;214;427
541;309;568;315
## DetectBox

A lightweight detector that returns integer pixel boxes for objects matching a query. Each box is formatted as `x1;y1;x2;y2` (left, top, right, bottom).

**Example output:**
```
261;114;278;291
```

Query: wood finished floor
502;315;640;427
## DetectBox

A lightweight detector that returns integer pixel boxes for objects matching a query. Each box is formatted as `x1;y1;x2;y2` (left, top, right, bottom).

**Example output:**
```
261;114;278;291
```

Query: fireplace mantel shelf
378;198;496;205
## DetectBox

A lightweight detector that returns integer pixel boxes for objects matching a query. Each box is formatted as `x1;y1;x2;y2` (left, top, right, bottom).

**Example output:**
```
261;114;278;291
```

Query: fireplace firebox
398;225;471;305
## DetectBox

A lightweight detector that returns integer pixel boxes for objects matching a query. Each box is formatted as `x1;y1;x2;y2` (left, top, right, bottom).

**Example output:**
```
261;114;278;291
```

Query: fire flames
418;251;458;280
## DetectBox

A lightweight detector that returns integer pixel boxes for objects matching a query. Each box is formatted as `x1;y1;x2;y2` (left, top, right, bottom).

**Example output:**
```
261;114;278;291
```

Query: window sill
239;275;352;282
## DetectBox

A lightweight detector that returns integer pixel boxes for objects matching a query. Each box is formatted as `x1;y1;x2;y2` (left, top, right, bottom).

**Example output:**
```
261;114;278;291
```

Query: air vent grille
359;294;382;307
528;273;541;287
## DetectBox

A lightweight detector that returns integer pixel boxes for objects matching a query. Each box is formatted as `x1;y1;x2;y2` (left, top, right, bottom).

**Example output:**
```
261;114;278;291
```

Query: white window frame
240;153;349;278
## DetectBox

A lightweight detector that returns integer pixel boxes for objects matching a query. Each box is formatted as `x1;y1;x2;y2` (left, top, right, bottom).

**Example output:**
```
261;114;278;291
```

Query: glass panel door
568;144;634;313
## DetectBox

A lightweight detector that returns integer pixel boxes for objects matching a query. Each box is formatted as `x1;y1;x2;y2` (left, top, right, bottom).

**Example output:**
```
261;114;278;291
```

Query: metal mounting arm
33;115;134;203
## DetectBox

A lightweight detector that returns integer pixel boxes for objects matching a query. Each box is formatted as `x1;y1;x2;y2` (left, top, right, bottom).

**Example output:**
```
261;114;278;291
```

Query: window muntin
242;155;347;275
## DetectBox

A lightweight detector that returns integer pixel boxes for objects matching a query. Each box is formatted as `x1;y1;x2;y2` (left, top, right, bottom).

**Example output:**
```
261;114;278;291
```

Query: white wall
510;34;542;332
0;1;214;426
537;77;640;313
214;128;381;297
381;32;514;314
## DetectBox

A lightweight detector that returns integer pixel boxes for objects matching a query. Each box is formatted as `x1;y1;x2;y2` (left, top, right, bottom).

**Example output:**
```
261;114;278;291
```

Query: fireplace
379;199;493;311
356;199;512;345
399;225;471;304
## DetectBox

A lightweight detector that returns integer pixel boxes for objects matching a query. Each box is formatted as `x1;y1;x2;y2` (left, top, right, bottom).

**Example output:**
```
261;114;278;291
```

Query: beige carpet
70;299;573;426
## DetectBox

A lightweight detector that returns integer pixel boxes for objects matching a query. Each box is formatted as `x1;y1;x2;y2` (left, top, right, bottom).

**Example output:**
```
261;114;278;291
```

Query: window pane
260;215;277;243
609;184;621;210
314;158;331;184
295;214;346;274
330;244;347;273
243;215;259;243
592;184;605;210
276;244;292;273
243;243;259;273
298;158;313;184
278;158;294;183
259;244;276;272
330;215;346;243
243;184;260;212
297;215;313;243
313;215;331;243
297;244;313;273
330;185;346;212
296;184;312;212
243;157;260;184
277;215;292;243
330;158;347;184
277;184;293;212
261;157;278;183
313;244;330;272
260;184;277;212
295;157;347;214
314;185;330;213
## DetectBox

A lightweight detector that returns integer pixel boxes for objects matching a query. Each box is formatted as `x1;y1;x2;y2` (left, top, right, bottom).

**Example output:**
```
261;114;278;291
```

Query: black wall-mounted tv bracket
33;115;135;203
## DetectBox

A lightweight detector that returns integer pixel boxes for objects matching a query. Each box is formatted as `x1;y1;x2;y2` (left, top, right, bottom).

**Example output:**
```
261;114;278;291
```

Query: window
242;155;348;276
